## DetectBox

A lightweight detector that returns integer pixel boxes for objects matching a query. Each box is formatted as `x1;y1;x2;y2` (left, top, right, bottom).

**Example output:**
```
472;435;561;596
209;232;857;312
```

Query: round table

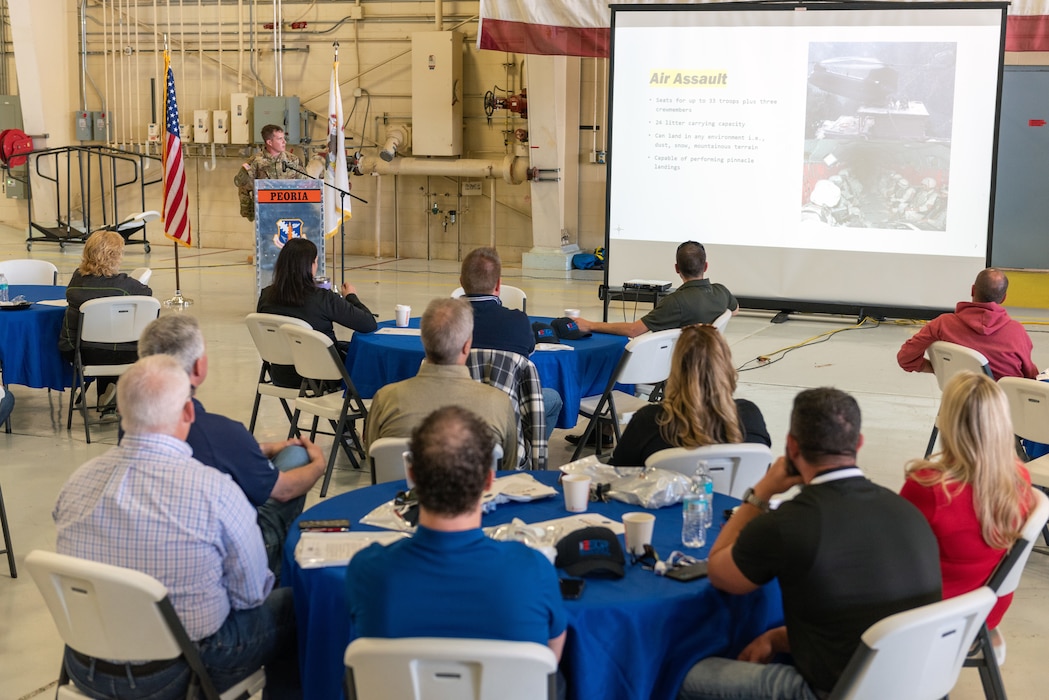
343;318;630;428
0;285;71;391
282;472;783;700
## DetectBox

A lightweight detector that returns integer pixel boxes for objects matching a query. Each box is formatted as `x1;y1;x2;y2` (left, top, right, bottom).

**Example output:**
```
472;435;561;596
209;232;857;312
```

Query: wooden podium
254;178;326;297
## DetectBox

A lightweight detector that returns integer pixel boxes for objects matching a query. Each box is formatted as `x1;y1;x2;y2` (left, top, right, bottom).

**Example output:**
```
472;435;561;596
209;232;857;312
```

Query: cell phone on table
559;577;585;600
298;518;351;532
665;561;708;582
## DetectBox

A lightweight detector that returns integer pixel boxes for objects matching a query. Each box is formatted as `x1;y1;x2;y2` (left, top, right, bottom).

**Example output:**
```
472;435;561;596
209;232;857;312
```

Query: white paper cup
564;308;580;318
622;512;656;555
394;304;411;327
562;474;591;513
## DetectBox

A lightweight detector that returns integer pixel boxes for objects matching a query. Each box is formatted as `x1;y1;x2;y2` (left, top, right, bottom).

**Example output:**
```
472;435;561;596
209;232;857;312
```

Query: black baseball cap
555;526;625;579
532;321;560;344
551;317;591;340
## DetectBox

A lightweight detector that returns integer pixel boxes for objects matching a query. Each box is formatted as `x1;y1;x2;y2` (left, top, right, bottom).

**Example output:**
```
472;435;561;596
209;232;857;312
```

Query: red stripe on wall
1007;16;1049;52
479;19;610;58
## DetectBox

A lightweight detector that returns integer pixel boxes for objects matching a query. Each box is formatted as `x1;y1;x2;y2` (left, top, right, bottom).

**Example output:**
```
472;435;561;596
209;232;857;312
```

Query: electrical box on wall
213;110;229;144
193;110;211;143
411;31;463;156
230;93;250;144
253;96;287;143
91;111;110;141
147;123;160;143
284;96;301;144
75;111;93;140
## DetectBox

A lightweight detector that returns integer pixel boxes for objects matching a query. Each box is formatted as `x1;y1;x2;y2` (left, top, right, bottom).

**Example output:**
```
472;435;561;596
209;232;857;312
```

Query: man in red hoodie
897;268;1037;380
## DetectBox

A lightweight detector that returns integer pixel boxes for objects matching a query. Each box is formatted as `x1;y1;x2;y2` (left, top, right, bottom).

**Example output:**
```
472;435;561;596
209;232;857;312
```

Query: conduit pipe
374;174;382;257
354;154;530;185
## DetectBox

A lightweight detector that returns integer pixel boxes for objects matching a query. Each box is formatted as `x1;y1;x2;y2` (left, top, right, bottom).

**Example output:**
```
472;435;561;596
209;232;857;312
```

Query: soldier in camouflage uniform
234;124;305;222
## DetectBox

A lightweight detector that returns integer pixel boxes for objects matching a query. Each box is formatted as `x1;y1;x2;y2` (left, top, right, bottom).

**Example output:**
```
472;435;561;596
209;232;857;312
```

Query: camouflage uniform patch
233;150;305;222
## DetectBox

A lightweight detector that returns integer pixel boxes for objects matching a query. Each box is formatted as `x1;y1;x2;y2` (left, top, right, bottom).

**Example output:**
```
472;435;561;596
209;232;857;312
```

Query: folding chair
25;550;265;700
344;637;557;700
467;348;546;470
712;308;732;334
368;436;411;485
106;210;158;252
0;479;14;577
645;443;774;499
963;488;1049;699
451;284;528;312
279;324;369;497
245;313;312;434
828;587;997;700
997;376;1049;553
570;328;681;461
66;296;160;443
925;341;993;457
0;258;59;285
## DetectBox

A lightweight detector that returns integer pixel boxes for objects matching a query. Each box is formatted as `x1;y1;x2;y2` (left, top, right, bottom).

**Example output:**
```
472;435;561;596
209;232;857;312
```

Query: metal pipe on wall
373;173;382;258
354;154;529;184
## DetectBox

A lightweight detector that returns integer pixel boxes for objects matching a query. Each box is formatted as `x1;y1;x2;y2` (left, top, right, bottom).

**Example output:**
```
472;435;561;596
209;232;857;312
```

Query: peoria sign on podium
254;178;326;297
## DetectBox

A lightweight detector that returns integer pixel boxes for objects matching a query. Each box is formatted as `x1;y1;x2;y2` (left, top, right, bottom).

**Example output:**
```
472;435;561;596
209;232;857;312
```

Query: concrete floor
1;225;1047;699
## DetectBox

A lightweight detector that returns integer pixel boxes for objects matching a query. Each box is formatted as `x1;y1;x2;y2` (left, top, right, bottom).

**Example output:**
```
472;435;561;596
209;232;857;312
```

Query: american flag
163;51;191;247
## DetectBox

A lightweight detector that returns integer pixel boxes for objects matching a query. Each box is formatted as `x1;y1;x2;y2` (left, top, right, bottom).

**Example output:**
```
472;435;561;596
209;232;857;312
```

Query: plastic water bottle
0;273;8;303
681;484;708;549
695;461;715;528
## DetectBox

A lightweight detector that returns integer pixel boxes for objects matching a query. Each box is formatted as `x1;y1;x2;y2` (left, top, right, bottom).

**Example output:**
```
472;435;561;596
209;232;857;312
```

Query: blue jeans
258;445;311;579
677;658;819;700
64;588;301;700
541;387;563;440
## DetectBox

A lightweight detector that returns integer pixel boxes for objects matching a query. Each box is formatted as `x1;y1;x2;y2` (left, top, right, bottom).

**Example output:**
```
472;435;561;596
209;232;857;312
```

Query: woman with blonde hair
58;230;152;407
901;370;1034;633
609;324;769;466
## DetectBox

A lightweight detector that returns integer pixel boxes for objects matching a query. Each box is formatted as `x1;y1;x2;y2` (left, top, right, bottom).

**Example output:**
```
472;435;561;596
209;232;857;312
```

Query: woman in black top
59;230;153;406
257;237;376;386
610;324;770;467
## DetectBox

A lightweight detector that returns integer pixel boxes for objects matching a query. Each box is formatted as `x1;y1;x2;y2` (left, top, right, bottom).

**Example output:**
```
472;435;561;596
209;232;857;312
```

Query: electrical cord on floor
737;316;883;372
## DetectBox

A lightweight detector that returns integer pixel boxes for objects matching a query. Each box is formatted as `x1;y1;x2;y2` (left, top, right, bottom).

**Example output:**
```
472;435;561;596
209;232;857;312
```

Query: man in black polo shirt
677;388;941;700
575;240;737;338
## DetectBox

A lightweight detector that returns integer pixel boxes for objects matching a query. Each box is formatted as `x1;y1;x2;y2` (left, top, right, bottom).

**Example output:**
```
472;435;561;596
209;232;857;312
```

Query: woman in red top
901;370;1033;635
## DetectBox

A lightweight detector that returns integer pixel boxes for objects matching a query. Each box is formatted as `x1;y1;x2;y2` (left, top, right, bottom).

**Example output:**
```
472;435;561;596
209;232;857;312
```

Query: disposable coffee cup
564;308;581;318
562;474;592;513
394;304;411;327
622;512;656;555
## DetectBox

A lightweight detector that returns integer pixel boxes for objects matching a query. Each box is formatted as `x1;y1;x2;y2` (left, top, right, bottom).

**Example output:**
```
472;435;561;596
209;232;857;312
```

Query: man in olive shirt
575;241;737;338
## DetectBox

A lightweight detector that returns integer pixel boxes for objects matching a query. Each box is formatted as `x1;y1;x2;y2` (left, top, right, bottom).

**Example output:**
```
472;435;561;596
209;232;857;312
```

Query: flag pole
161;35;193;308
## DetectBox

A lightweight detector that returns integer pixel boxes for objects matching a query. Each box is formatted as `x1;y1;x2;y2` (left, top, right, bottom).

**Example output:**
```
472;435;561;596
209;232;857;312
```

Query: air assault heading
650;71;728;86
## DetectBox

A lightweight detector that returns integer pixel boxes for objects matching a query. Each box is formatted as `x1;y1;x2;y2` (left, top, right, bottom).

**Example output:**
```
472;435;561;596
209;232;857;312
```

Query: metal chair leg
0;482;17;577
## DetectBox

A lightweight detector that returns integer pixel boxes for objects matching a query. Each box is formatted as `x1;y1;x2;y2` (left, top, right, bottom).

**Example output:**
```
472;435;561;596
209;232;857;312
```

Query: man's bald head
973;268;1008;304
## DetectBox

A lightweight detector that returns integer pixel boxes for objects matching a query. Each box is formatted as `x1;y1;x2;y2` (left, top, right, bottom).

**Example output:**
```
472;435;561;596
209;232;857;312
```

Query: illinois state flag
478;0;1049;57
324;60;351;238
162;51;191;247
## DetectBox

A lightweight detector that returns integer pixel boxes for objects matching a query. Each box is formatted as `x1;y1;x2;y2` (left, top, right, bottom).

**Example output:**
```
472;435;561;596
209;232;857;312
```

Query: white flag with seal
325;59;351;237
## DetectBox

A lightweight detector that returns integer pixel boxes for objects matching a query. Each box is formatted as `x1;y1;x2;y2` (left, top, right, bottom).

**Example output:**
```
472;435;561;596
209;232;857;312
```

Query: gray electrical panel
75;110;93;140
285;96;301;144
253;96;287;143
91;111;111;141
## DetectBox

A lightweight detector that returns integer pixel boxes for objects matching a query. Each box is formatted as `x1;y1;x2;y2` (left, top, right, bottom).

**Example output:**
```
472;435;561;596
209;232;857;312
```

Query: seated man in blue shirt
138;314;326;578
347;405;567;660
460;246;563;437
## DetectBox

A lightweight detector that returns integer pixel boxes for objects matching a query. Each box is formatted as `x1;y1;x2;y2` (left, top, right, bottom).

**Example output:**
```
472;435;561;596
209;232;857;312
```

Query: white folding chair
368;436;411;485
107;210;159;252
925;341;993;457
450;284;528;312
66;296;160;444
279;324;369;497
712;308;732;334
245;313;312;434
645;443;774;499
997;376;1049;552
0;258;58;285
129;267;153;285
25;550;265;700
570;328;681;460
828;586;997;700
963;489;1049;699
343;637;557;700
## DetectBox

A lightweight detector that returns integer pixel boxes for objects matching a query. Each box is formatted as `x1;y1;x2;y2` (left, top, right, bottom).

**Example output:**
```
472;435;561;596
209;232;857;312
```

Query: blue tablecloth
344;318;630;428
0;285;71;391
282;471;783;700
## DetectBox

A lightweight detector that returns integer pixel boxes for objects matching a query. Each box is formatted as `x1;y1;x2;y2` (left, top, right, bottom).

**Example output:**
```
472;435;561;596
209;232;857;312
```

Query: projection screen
605;2;1008;315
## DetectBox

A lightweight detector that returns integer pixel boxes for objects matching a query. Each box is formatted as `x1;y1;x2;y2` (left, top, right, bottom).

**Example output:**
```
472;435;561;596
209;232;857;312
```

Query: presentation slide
606;3;1006;311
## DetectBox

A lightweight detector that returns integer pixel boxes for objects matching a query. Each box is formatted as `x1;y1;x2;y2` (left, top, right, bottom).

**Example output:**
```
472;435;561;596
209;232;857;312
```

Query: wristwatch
741;487;770;513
